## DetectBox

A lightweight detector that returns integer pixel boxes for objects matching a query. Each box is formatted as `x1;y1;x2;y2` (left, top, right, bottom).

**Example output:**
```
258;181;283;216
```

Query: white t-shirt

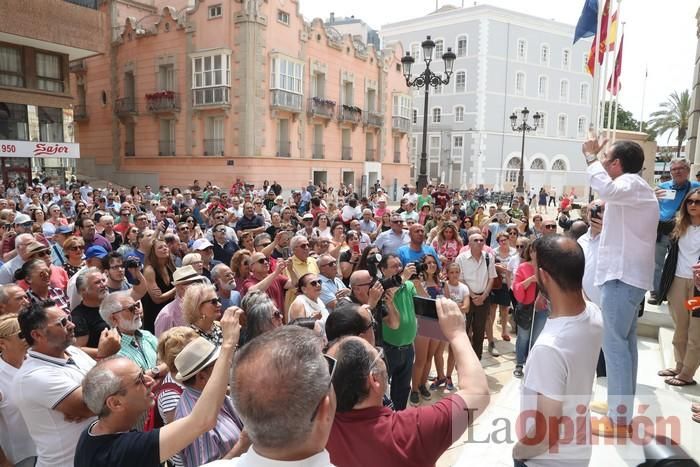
0;357;36;464
446;281;470;304
519;302;603;467
676;226;700;279
203;448;334;466
13;346;96;467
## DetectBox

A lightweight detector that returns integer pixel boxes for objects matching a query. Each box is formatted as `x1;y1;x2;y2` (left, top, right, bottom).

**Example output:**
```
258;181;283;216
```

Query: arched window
558;114;567;137
506;157;520;183
530;159;546;170
552;159;567;171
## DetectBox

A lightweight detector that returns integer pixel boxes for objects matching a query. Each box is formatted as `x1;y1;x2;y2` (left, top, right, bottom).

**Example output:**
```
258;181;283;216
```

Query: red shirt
431;191;450;210
513;261;536;305
241;274;288;313
327;395;469;467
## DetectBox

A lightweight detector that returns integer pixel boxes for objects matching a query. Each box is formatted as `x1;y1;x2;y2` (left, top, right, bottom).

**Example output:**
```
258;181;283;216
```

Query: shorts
490;285;511;306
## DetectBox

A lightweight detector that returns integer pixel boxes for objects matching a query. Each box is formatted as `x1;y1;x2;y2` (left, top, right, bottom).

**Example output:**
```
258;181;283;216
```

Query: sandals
501;334;511;342
692;403;700;413
513;365;524;378
664;376;697;387
657;368;680;377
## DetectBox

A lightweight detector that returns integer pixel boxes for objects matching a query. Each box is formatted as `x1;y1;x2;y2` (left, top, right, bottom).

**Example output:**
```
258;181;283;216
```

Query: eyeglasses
509;232;518;236
305;280;321;288
68;245;85;251
179;227;190;232
297;244;310;249
320;261;337;268
113;301;141;314
109;264;125;270
544;225;557;230
310;354;337;421
32;250;50;258
369;346;385;369
686;199;700;206
471;238;484;243
203;297;220;306
256;258;269;265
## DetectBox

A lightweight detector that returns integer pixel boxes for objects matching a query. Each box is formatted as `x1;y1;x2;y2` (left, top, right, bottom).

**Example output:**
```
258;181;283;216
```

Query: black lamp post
401;36;456;191
509;107;541;195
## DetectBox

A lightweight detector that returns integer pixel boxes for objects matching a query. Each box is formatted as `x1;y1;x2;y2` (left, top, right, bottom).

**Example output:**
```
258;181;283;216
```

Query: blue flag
574;0;598;44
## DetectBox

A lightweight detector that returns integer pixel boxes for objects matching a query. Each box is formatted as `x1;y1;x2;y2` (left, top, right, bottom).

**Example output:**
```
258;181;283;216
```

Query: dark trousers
596;349;607;377
382;342;415;411
468;297;491;360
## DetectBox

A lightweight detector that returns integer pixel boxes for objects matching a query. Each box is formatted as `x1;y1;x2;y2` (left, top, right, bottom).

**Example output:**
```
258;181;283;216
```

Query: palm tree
647;90;691;158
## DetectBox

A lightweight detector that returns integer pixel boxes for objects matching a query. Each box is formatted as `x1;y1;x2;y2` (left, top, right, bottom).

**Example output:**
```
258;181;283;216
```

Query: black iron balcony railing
338;105;362;124
203;139;225;156
307;97;335;119
159;140;175;156
146;91;180;113
114;97;136;116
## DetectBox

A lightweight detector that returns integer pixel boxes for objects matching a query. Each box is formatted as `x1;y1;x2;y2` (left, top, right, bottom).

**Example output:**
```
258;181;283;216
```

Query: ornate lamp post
509;107;541;195
401;36;456;191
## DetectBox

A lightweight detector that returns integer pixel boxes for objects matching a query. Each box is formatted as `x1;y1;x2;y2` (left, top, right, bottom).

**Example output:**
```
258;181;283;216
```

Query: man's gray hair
0;284;20;304
232;326;329;449
82;357;125;417
76;267;103;294
98;291;130;323
670;158;691;170
254;233;271;247
289;235;307;250
240;290;277;344
210;263;229;282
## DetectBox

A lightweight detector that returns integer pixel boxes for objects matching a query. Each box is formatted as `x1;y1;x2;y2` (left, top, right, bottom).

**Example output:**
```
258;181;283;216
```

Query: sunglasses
310;354;337;421
369;346;385;368
203;297;221;306
544;225;557;230
256;258;269;265
113;301;141;314
305;279;321;288
686;199;700;206
51;315;72;328
320;261;337;268
32;250;50;258
297;244;310;249
19;222;33;228
471;238;484;243
69;245;85;251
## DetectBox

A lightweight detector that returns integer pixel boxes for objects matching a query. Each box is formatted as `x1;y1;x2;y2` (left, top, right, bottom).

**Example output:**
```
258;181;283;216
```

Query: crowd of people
0;139;698;467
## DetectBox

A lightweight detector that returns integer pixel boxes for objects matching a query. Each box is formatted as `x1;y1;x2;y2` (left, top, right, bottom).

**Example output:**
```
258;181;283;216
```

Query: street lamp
509;107;541;195
401;35;456;191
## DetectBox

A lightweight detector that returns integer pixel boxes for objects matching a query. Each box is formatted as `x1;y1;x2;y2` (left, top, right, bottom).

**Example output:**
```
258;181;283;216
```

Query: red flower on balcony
145;90;175;100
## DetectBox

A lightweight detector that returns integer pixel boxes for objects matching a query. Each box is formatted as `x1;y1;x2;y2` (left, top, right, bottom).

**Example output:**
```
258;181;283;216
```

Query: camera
125;257;141;269
413;261;428;276
590;205;602;220
378;274;402;290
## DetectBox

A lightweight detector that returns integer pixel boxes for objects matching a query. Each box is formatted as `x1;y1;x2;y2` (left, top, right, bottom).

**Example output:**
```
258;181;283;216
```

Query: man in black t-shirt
74;307;244;467
73;267;111;357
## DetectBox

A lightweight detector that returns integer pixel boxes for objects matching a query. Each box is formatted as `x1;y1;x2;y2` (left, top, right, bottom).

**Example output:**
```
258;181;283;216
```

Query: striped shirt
175;388;243;466
116;330;158;370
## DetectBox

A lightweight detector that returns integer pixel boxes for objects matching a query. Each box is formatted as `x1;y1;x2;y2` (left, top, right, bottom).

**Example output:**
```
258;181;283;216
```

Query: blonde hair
0;313;20;339
182;253;202;267
182;283;217;324
157;326;198;373
63;235;84;251
672;187;700;240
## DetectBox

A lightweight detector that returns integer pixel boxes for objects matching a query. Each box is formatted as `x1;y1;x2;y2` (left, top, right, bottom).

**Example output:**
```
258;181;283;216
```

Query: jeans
600;279;646;425
468;298;491;360
514;460;528;467
653;233;671;295
515;308;549;366
383;343;415;411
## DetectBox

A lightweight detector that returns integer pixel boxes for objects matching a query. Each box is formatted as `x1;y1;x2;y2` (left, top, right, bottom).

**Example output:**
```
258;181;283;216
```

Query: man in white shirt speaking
582;137;659;438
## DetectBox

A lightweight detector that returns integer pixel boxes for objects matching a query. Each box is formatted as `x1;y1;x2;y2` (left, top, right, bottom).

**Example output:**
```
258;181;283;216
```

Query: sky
299;0;698;133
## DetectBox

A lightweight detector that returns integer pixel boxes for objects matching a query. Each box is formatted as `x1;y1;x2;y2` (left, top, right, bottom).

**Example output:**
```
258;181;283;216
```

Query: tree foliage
647;90;690;157
601;101;641;131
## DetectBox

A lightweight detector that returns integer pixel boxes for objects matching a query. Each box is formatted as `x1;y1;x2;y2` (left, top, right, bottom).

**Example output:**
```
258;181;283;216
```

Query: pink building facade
72;0;412;196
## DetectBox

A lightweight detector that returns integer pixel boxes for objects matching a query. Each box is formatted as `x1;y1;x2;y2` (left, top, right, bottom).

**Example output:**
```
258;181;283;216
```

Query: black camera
413;261;428;276
378;274;402;290
125;257;141;269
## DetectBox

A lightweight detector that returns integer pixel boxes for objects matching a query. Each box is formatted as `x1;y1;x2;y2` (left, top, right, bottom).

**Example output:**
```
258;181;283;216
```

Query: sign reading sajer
0;140;80;159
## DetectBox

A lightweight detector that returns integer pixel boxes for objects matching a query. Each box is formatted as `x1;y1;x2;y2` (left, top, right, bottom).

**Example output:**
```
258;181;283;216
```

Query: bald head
349;270;371;288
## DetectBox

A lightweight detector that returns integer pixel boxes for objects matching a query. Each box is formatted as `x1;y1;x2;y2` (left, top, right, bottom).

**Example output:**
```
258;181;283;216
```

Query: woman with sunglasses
0;314;37;467
288;273;329;324
16;259;71;314
183;283;224;346
230;249;252;294
657;187;700;386
62;236;86;279
490;232;516;343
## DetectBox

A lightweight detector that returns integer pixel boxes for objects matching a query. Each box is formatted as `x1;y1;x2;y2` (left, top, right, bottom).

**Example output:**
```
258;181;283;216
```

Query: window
506;157;520;183
552;159;567;171
0;46;23;87
455;106;464;122
432;107;441;123
455;71;465;92
342;81;353;105
208;4;222;19
577;116;586;137
270;56;303;94
580;83;589;104
366;88;377;113
530;159;546;170
559;80;569;101
429;136;440;157
558;114;567;137
411;44;420;61
277;10;290;25
537;112;546;135
312;72;325;98
515;72;525;95
538;76;548;98
277;119;290;157
205;117;224;156
452;135;463;156
36;52;63;92
159;64;174;90
0;102;29;140
393;135;401;163
457;36;467;57
38;107;63;142
159;119;176;156
562;49;570;69
435;40;444;58
540;45;549;65
517;39;527;60
192;53;231;105
412;108;418;124
392;94;411;118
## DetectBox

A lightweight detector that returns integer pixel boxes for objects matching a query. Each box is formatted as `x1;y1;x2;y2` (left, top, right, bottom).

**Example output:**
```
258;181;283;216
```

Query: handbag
485;253;503;289
657;239;680;303
514;303;534;330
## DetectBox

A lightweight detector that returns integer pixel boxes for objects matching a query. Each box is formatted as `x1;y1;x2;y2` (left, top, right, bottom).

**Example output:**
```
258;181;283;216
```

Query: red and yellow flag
586;0;612;76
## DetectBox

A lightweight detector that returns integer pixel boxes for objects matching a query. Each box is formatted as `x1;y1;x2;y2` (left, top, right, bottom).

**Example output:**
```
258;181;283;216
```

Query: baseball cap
302;213;313;220
192;238;214;251
55;225;74;235
14;213;31;225
85;245;108;259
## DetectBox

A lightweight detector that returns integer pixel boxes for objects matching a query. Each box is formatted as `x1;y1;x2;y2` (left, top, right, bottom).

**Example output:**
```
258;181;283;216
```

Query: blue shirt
320;275;347;306
658;180;700;222
396;244;442;270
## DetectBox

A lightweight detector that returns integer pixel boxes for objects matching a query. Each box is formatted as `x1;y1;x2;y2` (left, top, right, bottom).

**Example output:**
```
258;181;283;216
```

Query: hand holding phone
660;189;677;200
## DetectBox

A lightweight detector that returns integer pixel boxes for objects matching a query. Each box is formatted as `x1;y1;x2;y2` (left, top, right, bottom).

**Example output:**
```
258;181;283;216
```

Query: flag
607;34;624;95
574;0;599;44
607;10;618;51
585;0;611;75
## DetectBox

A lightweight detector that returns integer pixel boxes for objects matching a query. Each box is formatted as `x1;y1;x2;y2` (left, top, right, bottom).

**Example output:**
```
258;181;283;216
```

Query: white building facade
382;5;594;194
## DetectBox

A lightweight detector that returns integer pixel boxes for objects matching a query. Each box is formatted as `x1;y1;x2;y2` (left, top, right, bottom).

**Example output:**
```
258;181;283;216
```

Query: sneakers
409;391;420;406
445;377;455;391
647;293;659;305
419;384;431;400
488;341;500;357
513;365;524;378
429;378;446;390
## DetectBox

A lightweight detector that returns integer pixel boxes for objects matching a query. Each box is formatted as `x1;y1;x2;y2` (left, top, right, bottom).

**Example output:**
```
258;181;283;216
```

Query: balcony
159;140;175;156
307;97;335;120
364;111;384;128
276;140;291;157
312;144;325;159
270;90;303;113
193;86;230;107
146;91;180;113
69;60;86;74
392;116;411;134
393;151;401;163
125;141;135;157
114;97;137;117
365;148;377;162
64;0;98;8
338;105;362;125
204;139;225;156
341;146;352;160
73;105;88;121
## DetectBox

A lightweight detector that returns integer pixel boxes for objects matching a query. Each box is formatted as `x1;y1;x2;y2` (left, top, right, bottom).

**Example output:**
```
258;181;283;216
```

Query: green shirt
417;195;432;210
382;280;417;346
117;329;158;370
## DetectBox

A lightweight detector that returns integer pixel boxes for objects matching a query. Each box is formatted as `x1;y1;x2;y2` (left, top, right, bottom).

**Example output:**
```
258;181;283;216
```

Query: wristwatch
150;366;161;379
585;153;598;165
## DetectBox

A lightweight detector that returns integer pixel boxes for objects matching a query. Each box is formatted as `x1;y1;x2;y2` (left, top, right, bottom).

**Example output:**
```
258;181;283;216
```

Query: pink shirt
513;261;536;305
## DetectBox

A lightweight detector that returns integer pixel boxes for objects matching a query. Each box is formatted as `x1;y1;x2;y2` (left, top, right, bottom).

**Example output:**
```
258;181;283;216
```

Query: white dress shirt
578;230;601;306
587;161;658;290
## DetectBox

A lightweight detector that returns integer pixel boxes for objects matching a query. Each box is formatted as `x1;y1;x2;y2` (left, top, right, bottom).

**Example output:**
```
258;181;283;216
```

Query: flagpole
639;65;648;132
612;22;625;143
590;0;605;136
599;0;614;136
606;0;622;139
